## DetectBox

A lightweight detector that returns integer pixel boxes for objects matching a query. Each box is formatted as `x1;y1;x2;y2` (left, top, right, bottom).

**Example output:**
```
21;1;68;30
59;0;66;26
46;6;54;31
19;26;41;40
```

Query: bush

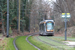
9;27;12;35
72;33;75;37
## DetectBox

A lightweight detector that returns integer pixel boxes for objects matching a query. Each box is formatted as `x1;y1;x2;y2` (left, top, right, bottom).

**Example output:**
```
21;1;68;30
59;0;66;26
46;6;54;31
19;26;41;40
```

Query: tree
29;0;53;32
52;0;75;32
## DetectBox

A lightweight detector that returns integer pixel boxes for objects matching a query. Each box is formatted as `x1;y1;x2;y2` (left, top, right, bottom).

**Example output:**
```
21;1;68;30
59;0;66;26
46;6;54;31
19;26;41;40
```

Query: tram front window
46;22;54;32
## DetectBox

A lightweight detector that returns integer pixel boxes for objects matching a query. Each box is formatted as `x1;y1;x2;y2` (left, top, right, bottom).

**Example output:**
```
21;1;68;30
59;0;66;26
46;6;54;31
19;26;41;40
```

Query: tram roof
39;20;54;24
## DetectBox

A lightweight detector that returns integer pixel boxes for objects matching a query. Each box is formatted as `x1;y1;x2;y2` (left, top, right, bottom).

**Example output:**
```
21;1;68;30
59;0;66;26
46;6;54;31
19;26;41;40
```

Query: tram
39;20;54;36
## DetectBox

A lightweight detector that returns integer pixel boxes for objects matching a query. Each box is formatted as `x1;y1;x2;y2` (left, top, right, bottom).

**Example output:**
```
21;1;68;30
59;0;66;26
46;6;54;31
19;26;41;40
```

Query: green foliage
25;17;29;31
20;0;33;31
2;0;17;28
20;19;26;32
1;0;33;31
9;27;12;35
72;33;75;37
20;20;26;26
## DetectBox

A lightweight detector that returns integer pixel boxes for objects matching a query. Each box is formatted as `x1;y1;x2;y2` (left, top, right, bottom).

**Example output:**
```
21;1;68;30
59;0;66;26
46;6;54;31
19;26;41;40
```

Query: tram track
13;32;73;50
45;37;66;45
13;37;19;50
36;36;64;50
45;36;75;47
13;32;41;50
26;35;41;50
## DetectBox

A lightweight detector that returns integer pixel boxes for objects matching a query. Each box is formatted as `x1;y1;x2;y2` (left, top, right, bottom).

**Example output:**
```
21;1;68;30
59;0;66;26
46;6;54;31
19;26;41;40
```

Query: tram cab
39;20;54;36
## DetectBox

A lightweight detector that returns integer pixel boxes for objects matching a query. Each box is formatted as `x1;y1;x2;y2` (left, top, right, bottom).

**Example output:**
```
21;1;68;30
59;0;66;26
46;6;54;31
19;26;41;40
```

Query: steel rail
26;35;41;50
45;37;66;45
13;32;40;50
45;37;75;47
36;36;64;50
13;37;19;50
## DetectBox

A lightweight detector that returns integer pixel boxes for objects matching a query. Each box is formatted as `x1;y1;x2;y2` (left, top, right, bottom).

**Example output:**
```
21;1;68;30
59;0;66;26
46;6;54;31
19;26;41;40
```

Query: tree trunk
2;15;5;36
2;21;5;36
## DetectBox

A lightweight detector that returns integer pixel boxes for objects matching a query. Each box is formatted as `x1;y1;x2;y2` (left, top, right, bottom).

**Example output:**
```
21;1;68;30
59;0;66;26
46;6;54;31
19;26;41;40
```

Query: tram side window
40;24;44;31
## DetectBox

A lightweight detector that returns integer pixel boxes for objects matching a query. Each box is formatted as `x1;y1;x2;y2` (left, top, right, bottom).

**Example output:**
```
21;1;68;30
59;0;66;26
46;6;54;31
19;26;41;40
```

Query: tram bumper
46;32;54;35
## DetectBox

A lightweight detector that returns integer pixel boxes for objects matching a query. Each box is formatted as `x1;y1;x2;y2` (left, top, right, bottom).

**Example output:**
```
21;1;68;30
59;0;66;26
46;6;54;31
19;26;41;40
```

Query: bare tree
52;0;75;32
30;0;53;32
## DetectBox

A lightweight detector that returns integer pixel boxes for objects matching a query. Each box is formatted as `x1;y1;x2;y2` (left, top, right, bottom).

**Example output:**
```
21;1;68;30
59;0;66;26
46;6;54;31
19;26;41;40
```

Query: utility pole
17;0;19;31
7;0;9;37
18;0;21;33
63;0;67;41
62;13;71;41
65;13;67;41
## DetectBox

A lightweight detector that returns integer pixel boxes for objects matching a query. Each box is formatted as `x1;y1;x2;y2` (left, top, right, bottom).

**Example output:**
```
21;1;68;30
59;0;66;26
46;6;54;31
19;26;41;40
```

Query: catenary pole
7;0;9;37
17;0;19;31
63;0;67;41
65;13;67;41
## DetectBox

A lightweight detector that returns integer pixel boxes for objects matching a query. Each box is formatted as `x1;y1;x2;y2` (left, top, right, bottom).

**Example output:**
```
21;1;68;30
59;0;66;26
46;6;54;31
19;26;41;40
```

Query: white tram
39;20;54;36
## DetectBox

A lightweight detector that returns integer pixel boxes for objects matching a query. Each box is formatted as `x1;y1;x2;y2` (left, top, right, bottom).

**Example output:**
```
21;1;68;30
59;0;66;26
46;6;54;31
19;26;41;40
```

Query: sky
44;0;56;2
44;0;56;8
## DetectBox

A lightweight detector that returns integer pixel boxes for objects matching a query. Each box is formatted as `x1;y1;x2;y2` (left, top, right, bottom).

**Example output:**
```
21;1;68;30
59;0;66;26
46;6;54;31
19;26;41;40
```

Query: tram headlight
47;30;50;31
47;30;54;32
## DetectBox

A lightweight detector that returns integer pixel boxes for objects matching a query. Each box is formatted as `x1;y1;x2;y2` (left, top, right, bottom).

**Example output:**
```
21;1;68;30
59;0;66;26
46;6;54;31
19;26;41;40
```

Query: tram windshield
46;22;54;31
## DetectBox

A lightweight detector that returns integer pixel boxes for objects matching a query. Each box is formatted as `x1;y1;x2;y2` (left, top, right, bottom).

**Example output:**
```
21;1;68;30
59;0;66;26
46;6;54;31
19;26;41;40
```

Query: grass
37;36;72;50
15;36;37;50
32;36;75;50
0;38;15;50
5;38;15;50
46;36;75;50
51;36;75;41
0;34;15;50
28;36;58;50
